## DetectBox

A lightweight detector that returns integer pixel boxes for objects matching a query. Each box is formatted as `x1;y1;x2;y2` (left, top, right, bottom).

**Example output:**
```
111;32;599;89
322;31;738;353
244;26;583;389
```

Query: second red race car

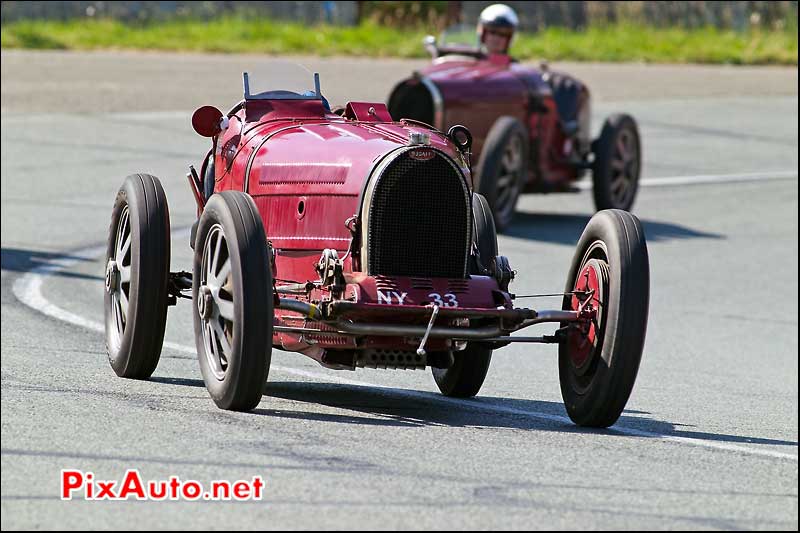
388;22;643;231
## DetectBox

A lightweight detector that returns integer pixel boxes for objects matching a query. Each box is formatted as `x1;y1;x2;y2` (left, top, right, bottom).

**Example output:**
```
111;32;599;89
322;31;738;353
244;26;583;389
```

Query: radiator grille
367;149;470;278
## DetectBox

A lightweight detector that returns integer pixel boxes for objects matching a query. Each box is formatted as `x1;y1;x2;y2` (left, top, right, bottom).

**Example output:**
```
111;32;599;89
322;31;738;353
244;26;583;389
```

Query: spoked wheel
559;209;649;427
197;225;235;381
592;114;641;212
104;174;171;379
495;133;524;221
476;116;529;232
432;193;495;398
193;191;273;411
107;206;132;346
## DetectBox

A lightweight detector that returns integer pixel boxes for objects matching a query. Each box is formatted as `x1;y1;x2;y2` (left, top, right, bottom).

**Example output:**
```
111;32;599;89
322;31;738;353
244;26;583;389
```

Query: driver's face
483;30;509;54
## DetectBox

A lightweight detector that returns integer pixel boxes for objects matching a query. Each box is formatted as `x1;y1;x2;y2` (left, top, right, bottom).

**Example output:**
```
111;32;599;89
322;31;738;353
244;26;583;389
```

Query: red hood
244;118;467;198
422;58;516;83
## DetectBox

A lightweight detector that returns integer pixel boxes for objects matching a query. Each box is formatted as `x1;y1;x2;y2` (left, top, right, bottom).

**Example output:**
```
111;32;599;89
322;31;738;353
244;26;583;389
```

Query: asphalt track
1;50;798;530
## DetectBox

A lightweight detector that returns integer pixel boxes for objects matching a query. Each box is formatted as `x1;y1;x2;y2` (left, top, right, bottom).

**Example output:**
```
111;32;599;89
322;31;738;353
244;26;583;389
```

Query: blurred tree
1;1;796;31
359;1;450;29
446;1;462;25
355;0;365;24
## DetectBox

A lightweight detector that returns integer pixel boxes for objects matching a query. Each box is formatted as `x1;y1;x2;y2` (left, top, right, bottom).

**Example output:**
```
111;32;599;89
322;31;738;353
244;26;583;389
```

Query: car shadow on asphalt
149;376;417;427
149;376;206;388
251;380;797;448
503;212;723;246
0;247;102;281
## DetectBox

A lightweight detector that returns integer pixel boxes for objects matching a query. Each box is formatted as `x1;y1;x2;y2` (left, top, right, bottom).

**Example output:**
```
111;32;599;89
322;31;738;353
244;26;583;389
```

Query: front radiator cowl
364;148;471;279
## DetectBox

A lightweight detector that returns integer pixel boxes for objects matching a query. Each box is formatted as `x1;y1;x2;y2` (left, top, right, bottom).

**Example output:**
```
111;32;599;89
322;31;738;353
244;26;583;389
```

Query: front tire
104;174;170;379
193;191;273;411
475;116;529;232
558;209;649;427
432;193;495;398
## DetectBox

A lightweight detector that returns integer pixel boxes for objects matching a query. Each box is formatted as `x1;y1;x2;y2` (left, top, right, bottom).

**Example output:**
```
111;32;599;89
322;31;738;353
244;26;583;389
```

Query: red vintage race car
387;26;642;230
104;68;649;427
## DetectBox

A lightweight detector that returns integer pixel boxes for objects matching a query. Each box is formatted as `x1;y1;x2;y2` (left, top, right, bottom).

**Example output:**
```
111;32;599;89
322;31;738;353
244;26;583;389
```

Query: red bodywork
201;93;508;369
387;54;592;190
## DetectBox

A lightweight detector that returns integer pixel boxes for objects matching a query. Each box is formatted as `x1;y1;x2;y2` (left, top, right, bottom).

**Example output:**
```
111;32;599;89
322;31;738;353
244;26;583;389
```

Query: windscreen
438;23;481;50
244;61;320;100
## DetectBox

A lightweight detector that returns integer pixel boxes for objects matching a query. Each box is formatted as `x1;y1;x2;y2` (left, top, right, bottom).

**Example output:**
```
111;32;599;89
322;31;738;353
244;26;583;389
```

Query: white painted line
575;170;798;190
11;232;799;462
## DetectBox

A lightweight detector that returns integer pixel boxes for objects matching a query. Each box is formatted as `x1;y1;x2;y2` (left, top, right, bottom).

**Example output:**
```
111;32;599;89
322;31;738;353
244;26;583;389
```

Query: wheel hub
567;260;607;371
197;285;214;320
105;260;120;293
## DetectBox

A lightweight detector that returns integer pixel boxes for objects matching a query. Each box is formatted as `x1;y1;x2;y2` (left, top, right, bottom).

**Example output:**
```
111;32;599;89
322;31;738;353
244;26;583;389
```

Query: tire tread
106;173;170;379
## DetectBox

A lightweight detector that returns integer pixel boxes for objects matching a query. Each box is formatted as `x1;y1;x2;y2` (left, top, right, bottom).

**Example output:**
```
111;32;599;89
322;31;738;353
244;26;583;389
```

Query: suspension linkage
167;271;193;306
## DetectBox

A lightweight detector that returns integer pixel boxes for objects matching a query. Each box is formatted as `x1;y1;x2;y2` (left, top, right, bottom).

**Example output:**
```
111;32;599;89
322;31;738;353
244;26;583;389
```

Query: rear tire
592;114;641;212
432;193;495;398
475;116;529;232
558;209;649;427
468;193;498;275
104;174;170;379
193;191;273;411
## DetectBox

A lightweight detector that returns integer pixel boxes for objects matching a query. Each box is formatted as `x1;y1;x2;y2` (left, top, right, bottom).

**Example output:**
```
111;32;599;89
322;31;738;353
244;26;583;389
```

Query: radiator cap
408;131;431;146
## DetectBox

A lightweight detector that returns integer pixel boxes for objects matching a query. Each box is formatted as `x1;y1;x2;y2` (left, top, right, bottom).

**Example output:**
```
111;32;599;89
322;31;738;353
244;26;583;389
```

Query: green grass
1;17;797;65
513;23;798;65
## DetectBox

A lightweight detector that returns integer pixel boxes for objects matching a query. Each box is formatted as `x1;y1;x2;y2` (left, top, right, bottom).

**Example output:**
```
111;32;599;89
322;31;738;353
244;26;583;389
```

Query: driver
477;4;519;55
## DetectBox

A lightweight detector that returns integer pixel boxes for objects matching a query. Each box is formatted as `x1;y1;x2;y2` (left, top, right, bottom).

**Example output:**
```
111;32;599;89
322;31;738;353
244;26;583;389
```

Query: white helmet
478;4;519;43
